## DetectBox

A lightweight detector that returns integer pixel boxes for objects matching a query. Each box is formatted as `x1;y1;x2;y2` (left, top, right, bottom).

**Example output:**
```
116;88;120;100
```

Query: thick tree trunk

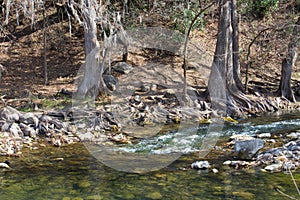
277;17;299;102
208;0;242;114
75;1;109;99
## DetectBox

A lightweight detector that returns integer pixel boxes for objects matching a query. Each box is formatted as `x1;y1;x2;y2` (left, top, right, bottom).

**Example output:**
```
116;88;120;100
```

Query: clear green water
1;111;300;200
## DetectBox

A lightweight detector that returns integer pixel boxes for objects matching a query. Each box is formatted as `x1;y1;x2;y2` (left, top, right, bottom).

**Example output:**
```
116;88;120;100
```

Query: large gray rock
9;123;23;137
0;106;21;122
19;112;39;128
19;123;36;138
112;62;133;74
235;139;265;160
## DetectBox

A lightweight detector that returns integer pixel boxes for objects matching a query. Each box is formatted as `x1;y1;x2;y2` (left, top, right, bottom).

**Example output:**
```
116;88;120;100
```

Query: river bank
1;101;300;175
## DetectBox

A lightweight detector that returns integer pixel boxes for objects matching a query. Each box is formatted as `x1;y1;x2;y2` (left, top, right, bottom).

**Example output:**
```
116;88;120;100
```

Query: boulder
234;139;265;159
19;112;39;128
19;123;36;138
0;106;21;122
9;123;23;137
103;75;117;91
112;62;133;74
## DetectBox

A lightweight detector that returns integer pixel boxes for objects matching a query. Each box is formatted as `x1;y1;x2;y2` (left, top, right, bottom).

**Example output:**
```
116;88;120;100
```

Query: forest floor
0;5;299;112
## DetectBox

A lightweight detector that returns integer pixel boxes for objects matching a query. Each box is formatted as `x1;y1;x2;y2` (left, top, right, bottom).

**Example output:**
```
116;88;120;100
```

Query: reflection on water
1;111;300;199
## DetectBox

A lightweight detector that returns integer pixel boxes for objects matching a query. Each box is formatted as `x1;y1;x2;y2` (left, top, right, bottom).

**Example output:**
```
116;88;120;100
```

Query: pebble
257;132;271;138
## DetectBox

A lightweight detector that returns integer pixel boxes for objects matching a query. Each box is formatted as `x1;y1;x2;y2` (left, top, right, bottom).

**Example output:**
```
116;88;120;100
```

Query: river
1;111;300;199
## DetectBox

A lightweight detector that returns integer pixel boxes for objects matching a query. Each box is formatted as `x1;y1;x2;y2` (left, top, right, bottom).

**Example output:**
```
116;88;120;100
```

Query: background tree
68;0;123;98
277;16;300;102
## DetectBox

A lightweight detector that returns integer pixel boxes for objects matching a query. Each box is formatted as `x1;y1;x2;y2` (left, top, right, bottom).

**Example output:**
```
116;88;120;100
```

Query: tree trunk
75;1;109;99
277;16;299;102
208;0;242;114
231;0;244;92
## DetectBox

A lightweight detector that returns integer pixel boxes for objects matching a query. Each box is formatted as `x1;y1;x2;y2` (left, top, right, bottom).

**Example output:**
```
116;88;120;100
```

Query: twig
275;186;298;200
288;167;300;196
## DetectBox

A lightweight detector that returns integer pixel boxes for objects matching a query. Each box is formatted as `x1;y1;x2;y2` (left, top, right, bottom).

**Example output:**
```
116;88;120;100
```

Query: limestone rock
257;132;271;138
234;139;265;159
191;161;211;170
0;106;21;122
264;163;282;172
112;62;133;74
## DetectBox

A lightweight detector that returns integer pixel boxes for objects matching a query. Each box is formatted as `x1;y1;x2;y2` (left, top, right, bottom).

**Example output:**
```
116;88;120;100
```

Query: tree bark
208;0;242;114
231;0;244;92
277;16;299;102
75;0;109;99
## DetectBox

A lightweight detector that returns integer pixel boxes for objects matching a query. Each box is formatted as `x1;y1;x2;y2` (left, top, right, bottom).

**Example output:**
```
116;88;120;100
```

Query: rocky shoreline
0;94;300;173
191;132;300;173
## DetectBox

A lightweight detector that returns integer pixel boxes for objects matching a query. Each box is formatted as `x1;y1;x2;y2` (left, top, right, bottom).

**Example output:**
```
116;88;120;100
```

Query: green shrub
238;0;279;19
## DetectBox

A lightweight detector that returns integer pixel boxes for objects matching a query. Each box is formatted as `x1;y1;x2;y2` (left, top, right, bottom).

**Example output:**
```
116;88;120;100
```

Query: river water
1;111;300;199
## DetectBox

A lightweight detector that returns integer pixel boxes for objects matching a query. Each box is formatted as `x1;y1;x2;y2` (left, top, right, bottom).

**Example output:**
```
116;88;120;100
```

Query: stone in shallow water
257;132;271;138
234;139;265;159
230;134;254;142
264;163;282;172
223;160;232;165
287;132;300;139
191;161;211;170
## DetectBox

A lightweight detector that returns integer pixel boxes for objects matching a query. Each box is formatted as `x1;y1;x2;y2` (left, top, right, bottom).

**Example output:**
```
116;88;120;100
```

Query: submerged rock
234;139;265;160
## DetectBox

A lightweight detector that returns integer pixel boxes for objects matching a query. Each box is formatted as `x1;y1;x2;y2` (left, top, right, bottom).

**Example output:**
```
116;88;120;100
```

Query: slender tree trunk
43;0;48;85
277;17;299;102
